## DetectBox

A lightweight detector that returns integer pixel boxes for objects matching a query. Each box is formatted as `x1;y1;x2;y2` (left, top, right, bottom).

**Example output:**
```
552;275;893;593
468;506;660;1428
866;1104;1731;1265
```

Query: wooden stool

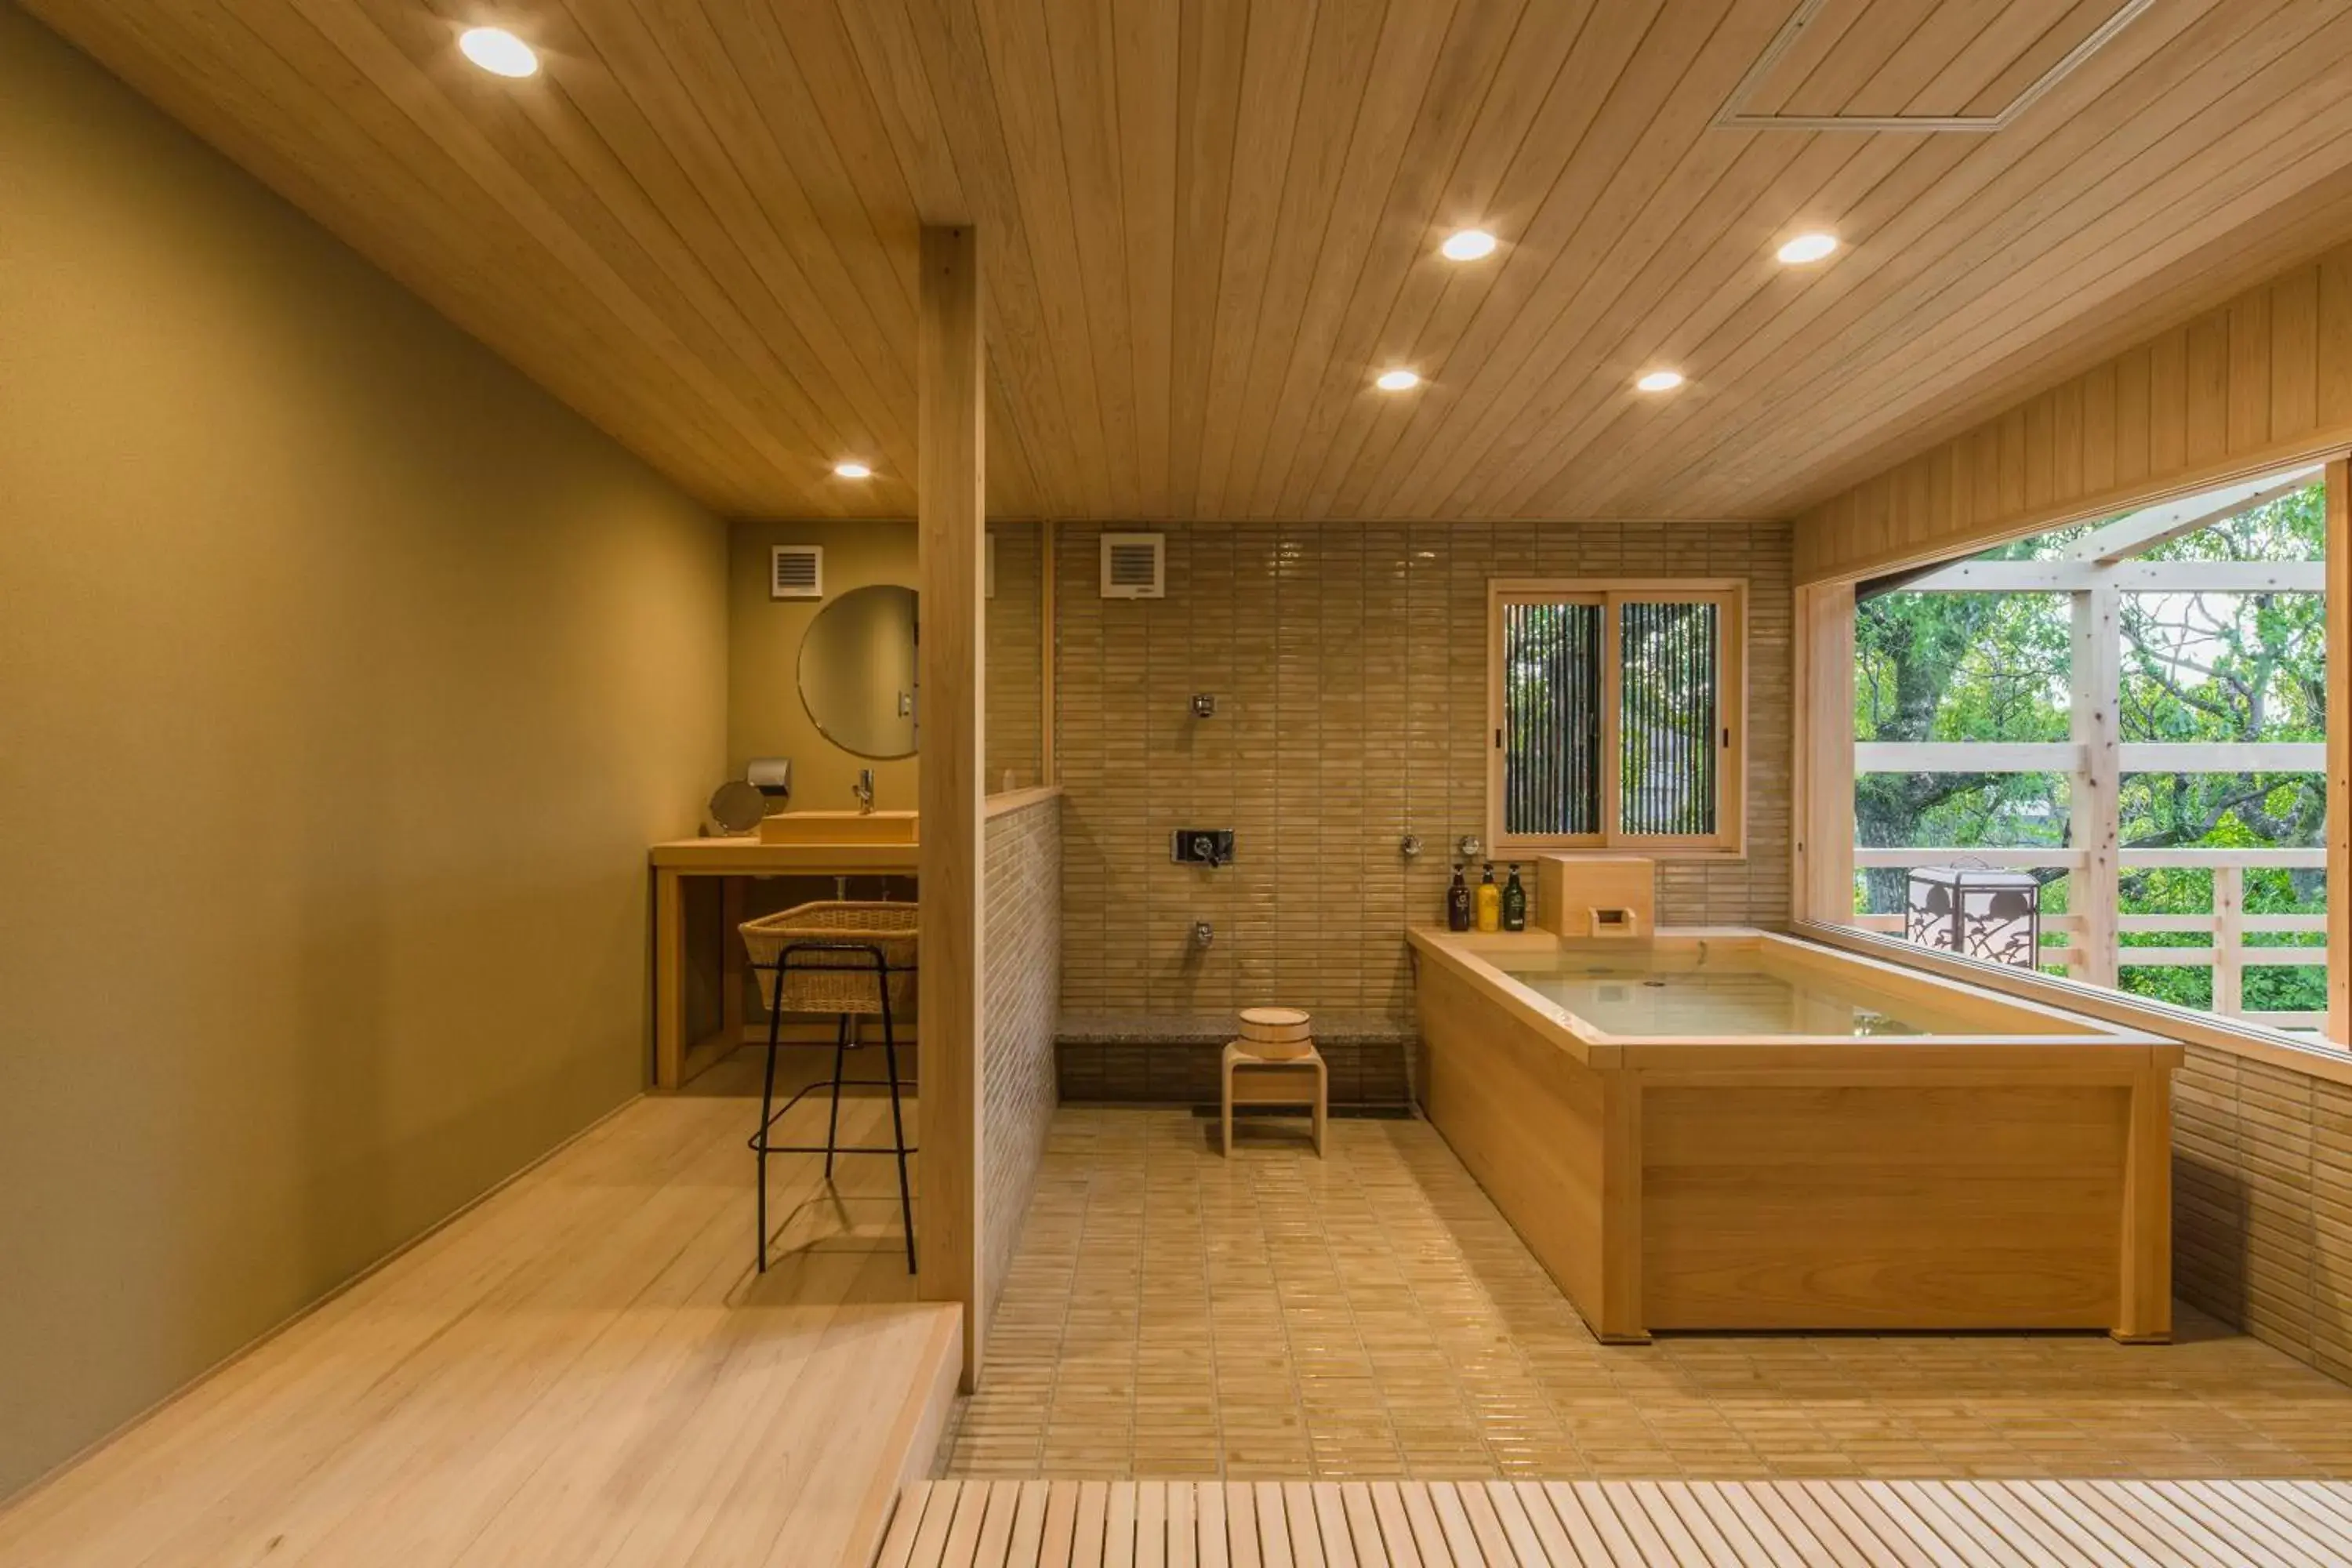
1221;1041;1327;1156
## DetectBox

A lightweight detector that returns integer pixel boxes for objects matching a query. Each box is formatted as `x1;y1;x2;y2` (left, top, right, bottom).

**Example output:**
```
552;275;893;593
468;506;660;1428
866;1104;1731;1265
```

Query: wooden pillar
653;867;686;1090
917;224;985;1387
1791;582;1856;924
2212;865;2245;1019
2071;584;2122;987
2328;457;2350;1044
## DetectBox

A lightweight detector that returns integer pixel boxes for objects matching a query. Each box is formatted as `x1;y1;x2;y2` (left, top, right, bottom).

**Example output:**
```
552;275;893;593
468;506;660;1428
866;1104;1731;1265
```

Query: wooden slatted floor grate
877;1477;2352;1566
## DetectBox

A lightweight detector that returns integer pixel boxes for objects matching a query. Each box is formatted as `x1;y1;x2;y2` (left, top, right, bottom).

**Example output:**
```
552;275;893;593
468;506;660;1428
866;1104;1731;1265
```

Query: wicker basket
739;902;919;1018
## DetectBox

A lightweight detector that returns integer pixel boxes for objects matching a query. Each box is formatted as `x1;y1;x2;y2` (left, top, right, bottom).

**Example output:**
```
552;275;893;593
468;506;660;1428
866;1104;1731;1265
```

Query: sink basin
758;809;918;847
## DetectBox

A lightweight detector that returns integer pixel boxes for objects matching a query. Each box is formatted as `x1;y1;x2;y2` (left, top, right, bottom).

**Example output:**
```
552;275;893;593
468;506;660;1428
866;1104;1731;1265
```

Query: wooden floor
883;1478;2352;1566
0;1062;959;1568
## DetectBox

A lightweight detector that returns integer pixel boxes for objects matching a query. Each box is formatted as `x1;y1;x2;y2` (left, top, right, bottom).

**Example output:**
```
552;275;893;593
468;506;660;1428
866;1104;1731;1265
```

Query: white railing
1853;846;2326;1030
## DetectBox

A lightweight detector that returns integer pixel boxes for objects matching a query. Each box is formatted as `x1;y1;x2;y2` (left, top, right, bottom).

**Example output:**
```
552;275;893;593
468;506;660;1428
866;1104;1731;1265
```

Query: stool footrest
751;1139;920;1156
764;1076;911;1120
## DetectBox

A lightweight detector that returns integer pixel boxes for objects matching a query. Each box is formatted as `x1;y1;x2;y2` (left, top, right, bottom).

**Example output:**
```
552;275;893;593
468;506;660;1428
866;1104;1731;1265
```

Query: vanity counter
650;837;920;874
649;788;1058;1089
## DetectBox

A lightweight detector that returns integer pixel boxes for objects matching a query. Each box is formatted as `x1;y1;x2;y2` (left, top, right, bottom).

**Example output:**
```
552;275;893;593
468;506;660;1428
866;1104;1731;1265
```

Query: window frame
1486;577;1748;858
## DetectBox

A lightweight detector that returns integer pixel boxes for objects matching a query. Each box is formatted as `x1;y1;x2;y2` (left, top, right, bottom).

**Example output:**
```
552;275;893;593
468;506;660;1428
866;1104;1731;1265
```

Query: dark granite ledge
1055;1011;1417;1047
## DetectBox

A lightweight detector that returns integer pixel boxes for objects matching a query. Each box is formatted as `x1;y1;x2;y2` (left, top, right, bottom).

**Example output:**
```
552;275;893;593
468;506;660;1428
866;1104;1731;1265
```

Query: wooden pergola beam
1853;742;2327;773
1900;559;2325;593
2064;468;2321;564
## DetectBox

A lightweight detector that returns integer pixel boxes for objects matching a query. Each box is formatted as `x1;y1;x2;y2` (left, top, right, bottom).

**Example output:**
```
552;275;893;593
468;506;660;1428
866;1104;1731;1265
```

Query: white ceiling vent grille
1100;532;1164;599
770;544;823;600
1713;0;2152;133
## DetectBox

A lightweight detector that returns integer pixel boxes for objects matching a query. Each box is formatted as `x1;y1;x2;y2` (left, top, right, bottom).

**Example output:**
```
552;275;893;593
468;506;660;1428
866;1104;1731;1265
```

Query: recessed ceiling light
1439;228;1497;262
833;461;873;480
1375;368;1421;392
1635;369;1685;393
1777;232;1838;265
459;27;539;78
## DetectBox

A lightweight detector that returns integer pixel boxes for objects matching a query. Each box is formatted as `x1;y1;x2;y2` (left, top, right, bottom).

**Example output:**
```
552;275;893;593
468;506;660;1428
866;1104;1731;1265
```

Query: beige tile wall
981;794;1063;1322
2173;1042;2352;1381
1053;521;1792;1018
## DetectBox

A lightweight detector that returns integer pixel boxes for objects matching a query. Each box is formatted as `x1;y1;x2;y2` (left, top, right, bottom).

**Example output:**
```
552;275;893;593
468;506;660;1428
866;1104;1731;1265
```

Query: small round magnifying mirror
798;585;919;759
708;779;768;835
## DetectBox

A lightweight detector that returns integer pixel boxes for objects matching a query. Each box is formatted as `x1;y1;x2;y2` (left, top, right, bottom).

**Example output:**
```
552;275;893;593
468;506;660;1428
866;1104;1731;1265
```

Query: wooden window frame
1486;577;1748;858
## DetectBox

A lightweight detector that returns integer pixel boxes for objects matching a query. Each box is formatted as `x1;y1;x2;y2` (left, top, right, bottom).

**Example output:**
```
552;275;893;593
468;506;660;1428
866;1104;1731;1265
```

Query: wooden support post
2329;457;2350;1045
2114;1065;2174;1344
2212;864;2245;1019
2071;586;2122;987
720;874;746;1050
1595;1074;1648;1345
917;224;985;1388
1791;582;1856;924
654;867;686;1090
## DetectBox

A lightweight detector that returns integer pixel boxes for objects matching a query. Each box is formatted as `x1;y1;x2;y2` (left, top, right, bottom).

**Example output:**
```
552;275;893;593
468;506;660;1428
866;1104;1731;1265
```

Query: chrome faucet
852;768;876;815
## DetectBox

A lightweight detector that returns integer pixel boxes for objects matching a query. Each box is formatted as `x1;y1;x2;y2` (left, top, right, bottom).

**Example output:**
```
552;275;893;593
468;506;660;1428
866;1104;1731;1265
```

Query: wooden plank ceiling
29;0;2352;522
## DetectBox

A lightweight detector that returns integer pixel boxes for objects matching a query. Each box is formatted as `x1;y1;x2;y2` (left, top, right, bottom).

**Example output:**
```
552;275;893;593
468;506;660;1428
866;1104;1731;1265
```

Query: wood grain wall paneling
1798;239;2352;583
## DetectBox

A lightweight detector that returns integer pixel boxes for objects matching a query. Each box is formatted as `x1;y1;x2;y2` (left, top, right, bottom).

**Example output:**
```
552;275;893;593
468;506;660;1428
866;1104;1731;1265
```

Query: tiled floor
942;1107;2352;1482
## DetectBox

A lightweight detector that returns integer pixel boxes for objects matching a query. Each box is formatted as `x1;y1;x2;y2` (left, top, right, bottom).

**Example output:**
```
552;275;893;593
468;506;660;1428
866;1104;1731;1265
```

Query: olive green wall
728;519;1047;810
729;520;924;813
0;6;728;1499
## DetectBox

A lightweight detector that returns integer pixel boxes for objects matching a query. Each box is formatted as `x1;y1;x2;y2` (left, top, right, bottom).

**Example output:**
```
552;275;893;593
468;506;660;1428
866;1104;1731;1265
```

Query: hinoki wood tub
1407;927;2182;1344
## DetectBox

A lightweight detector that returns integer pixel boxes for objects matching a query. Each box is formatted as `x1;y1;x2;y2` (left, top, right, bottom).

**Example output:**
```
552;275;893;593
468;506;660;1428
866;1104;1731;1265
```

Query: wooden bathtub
1407;927;2182;1344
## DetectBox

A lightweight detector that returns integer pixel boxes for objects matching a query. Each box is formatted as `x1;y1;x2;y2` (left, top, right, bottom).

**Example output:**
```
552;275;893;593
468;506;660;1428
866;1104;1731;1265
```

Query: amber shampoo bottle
1446;864;1472;931
1475;864;1501;932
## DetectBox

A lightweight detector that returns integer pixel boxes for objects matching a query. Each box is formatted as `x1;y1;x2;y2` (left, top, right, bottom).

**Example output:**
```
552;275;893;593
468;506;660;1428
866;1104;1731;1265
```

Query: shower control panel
1171;829;1236;868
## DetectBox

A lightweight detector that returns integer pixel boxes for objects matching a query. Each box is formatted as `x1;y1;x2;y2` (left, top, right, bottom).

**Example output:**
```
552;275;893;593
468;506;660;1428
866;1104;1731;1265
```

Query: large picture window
1487;579;1746;855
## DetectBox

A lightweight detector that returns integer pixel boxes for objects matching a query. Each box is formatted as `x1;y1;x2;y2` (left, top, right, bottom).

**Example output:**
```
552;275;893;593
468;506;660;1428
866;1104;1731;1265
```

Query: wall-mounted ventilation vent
1714;0;2151;133
770;544;823;600
1100;532;1164;599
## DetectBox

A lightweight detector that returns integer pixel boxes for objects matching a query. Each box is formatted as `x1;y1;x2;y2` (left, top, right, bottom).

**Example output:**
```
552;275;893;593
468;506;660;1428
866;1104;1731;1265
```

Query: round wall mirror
797;584;919;759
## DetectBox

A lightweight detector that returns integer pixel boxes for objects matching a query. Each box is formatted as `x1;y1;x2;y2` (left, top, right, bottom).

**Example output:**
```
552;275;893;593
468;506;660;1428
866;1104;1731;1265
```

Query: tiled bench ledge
1055;1013;1415;1106
1056;1011;1416;1046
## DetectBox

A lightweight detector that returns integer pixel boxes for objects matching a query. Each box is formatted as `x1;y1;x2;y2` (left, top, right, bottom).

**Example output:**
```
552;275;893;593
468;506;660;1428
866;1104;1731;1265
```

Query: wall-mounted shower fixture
1457;835;1483;860
1399;834;1424;858
1192;920;1214;949
1191;694;1217;718
1171;829;1235;868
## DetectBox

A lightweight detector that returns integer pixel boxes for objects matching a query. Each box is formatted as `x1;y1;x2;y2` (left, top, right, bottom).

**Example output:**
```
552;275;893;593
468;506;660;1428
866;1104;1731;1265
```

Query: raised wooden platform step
879;1478;2352;1566
0;1085;961;1568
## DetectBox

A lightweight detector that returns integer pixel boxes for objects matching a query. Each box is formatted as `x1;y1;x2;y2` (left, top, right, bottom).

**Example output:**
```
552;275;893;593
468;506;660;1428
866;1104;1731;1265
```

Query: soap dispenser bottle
1475;863;1501;932
1446;864;1473;931
1501;863;1528;931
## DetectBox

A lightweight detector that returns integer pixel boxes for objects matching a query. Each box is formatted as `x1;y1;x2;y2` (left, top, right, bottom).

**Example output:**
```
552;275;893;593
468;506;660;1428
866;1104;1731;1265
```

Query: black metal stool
739;902;918;1274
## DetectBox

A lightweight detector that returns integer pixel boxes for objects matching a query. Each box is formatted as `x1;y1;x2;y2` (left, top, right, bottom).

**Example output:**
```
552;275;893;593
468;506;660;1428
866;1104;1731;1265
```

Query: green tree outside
1855;483;2328;1016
